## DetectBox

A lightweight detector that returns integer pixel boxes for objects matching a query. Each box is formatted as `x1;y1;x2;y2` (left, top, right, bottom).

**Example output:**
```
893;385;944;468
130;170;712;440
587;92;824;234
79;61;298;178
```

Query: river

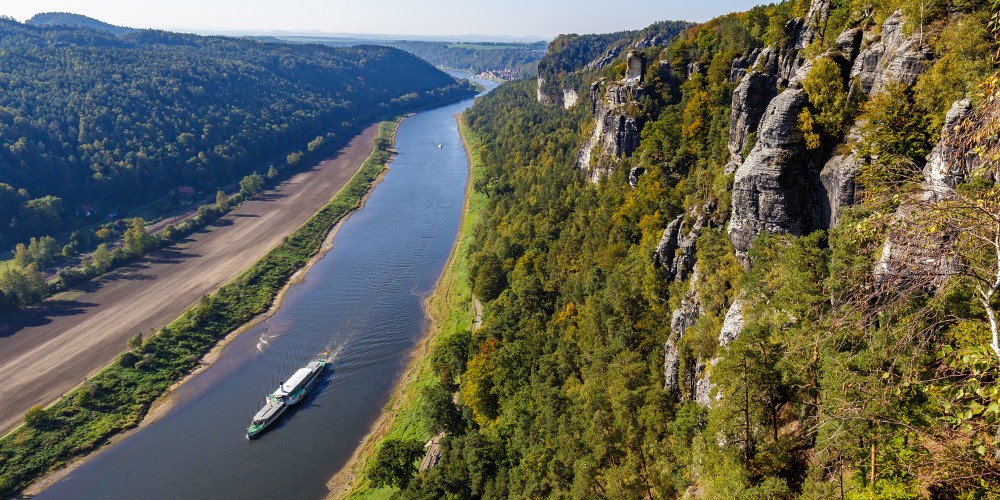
36;71;498;500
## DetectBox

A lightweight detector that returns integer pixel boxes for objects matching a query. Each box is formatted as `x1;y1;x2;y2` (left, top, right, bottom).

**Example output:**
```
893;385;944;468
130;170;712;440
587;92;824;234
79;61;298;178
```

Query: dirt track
0;124;379;436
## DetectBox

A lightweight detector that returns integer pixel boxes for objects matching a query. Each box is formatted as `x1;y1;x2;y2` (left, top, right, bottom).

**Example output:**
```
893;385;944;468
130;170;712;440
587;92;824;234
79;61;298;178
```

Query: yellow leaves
460;338;501;427
554;302;578;324
798;108;821;150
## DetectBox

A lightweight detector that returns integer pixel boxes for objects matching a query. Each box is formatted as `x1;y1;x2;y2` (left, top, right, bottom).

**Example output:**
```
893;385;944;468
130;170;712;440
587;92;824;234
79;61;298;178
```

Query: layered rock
655;214;705;283
723;0;830;174
725;72;778;173
850;11;932;98
576;52;647;182
924;99;976;196
874;100;976;286
728;88;814;258
817;12;933;227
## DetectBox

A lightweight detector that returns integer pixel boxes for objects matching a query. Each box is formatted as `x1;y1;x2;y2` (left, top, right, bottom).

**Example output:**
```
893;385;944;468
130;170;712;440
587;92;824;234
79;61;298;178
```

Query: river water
37;72;497;500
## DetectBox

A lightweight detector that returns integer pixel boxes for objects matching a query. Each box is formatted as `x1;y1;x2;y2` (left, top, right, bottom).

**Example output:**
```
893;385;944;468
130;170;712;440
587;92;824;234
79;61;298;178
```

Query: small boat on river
246;355;328;439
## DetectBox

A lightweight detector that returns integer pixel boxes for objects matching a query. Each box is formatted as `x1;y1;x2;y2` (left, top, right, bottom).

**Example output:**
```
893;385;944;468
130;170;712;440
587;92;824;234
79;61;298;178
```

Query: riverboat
246;356;328;438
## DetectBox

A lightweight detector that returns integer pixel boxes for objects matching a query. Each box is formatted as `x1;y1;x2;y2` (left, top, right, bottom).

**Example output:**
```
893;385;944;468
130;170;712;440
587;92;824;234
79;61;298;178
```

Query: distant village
477;68;518;81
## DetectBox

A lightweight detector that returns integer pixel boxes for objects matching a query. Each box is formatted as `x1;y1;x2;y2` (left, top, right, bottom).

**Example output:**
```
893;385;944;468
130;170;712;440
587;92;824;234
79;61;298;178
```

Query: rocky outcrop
874;100;974;287
730;48;761;83
725;72;778;173
586;46;624;72
628;166;645;188
925;99;976;196
576;52;647;182
728;88;814;258
850;11;931;98
815;12;934;227
818;146;861;228
655;214;704;283
563;89;579;109
718;298;745;348
536;76;552;105
723;0;830;174
664;270;702;397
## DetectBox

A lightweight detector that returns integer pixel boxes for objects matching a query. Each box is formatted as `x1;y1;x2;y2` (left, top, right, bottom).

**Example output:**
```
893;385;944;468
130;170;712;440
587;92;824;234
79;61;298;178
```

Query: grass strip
0;119;401;498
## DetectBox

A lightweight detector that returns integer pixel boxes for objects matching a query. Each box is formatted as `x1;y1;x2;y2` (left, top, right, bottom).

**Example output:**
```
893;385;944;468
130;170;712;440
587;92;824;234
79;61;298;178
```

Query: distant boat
437;144;443;149
246;355;328;439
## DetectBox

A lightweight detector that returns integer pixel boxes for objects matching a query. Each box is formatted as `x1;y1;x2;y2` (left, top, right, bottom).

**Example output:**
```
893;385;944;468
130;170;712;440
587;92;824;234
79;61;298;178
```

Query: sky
4;0;768;39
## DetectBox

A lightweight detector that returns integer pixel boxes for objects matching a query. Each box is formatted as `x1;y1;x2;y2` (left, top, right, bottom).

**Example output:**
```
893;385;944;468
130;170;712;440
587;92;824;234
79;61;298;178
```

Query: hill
0;18;474;249
276;36;548;79
26;12;135;36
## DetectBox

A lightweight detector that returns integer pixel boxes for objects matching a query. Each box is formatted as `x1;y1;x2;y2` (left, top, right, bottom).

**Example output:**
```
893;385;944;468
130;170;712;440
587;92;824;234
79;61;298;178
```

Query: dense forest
0;17;474;248
367;0;1000;497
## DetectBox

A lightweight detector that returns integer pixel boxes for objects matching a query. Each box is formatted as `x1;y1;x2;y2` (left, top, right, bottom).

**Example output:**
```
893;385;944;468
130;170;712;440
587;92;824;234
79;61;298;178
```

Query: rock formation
849;11;932;99
576;51;647;182
728;87;813;258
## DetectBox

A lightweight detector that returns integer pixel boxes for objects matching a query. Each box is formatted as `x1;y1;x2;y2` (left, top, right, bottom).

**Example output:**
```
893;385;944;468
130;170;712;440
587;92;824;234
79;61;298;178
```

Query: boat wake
256;331;279;352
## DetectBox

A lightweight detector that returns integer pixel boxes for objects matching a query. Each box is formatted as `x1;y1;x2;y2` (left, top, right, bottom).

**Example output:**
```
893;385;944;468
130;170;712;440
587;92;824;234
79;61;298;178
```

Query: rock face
815;11;932;227
563;89;579;109
875;100;975;286
728;88;815;258
728;6;936;251
718;298;745;348
655;214;704;283
576;53;647;182
818;144;861;228
924;99;975;196
726;72;778;173
850;11;931;98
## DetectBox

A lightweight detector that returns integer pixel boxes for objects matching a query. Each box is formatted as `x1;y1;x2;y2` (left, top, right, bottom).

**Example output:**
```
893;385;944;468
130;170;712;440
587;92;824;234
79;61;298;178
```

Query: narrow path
0;125;379;436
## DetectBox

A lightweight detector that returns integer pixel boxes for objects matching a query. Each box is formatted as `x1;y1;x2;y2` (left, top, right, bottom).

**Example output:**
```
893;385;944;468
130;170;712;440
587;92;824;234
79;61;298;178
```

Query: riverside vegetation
0;120;401;497
355;0;1000;497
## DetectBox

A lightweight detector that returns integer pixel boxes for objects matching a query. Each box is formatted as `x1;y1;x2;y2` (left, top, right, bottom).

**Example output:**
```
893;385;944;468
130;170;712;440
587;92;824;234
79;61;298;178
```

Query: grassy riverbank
331;116;485;499
0;119;401;498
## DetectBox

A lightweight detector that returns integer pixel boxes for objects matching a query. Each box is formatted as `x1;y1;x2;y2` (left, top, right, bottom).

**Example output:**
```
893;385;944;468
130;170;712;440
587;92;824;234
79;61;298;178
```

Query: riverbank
0;119;402;498
326;114;485;498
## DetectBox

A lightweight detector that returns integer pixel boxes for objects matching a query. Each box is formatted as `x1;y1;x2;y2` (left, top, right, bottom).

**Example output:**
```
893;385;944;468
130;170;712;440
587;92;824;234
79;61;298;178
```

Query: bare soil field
0;124;379;436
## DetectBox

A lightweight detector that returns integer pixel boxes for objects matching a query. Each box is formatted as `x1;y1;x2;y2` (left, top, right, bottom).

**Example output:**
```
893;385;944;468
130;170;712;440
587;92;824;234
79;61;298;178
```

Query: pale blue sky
5;0;769;38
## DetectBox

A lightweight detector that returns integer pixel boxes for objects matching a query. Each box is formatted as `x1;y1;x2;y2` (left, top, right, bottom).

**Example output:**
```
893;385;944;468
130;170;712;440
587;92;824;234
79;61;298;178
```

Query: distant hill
26;12;135;36
277;36;548;78
0;18;475;246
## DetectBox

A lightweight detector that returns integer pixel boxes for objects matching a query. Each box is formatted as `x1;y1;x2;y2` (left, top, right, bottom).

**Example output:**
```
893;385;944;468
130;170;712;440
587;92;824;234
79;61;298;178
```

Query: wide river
37;72;497;499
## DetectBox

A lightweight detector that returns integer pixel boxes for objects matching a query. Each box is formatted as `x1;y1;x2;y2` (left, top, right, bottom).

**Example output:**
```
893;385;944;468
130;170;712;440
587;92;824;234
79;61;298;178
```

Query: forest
0;18;474;248
361;0;1000;497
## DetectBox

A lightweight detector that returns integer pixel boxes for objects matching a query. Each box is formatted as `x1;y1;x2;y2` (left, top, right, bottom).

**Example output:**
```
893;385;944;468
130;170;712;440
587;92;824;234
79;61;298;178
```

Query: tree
215;190;229;211
91;243;113;272
23;405;46;429
16;195;64;236
798;56;848;150
367;438;424;489
0;264;48;306
421;383;462;433
123;219;157;255
471;253;506;302
307;135;324;152
266;165;279;180
239;172;264;197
